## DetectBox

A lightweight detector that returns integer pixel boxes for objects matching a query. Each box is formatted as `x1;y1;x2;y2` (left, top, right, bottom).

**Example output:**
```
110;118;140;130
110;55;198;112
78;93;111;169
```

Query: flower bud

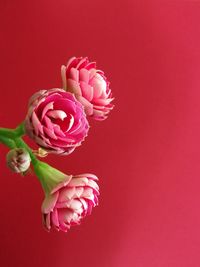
6;148;31;173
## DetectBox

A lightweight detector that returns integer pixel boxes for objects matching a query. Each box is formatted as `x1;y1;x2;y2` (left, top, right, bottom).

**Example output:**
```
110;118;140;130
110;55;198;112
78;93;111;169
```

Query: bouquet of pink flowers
0;57;114;233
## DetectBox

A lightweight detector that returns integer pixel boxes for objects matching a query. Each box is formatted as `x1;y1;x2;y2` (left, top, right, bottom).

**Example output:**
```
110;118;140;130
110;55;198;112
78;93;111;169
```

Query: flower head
6;148;31;173
34;161;99;233
61;57;114;120
25;88;89;155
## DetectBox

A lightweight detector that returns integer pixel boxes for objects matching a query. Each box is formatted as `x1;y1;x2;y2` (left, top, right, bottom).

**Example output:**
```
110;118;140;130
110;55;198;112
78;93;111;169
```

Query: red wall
1;1;200;266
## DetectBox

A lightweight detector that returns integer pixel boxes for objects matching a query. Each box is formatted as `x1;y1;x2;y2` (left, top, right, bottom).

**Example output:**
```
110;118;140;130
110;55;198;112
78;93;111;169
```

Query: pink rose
61;57;114;120
25;88;89;155
41;172;99;232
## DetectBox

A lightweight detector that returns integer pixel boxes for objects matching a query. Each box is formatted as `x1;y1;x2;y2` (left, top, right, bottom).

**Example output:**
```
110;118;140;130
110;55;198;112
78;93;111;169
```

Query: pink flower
34;162;99;233
25;88;89;155
61;57;114;120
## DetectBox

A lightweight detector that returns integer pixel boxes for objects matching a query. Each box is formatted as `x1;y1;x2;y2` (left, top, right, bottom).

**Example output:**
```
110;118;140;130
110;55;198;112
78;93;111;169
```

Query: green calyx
34;161;71;195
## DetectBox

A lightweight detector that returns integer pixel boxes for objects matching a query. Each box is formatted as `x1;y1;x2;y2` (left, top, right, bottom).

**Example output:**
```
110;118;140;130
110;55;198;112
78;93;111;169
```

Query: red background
1;1;200;266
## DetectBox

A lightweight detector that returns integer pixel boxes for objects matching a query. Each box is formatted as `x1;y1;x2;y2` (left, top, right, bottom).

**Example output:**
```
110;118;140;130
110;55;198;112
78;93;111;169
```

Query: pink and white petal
47;110;67;120
94;194;99;205
84;200;93;215
43;116;54;131
68;177;89;187
91;75;106;98
76;57;88;69
67;199;82;211
79;198;88;211
51;208;59;228
59;209;74;224
75;173;98;181
65;114;74;132
92;109;107;120
59;222;71;232
34;135;51;147
58;187;76;202
61;65;67;90
74;187;84;198
61;146;76;156
41;101;54;120
87;179;100;192
88;69;97;80
53;125;66;138
41;192;59;214
65;57;77;69
80;81;94;101
43;126;58;140
76;95;93;116
56;202;70;208
81;188;94;198
85;62;96;70
92;97;113;106
32;112;44;136
66;79;82;95
79;68;90;83
28;90;46;107
43;213;51;230
68;68;79;82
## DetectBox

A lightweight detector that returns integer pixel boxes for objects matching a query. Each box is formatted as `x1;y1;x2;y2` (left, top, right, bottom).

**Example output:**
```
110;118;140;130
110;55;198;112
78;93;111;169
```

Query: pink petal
67;199;82;210
76;57;88;69
90;74;106;98
47;110;67;120
75;173;98;180
66;57;77;69
41;101;54;120
85;62;96;70
43;126;58;140
68;177;89;187
68;68;79;82
53;125;66;138
32;111;44;136
65;114;74;132
51;208;59;228
80;81;94;101
41;191;59;214
76;95;93;116
59;209;74;224
61;65;67;90
43;213;51;230
58;187;76;202
79;68;90;83
66;79;82;95
93;97;114;106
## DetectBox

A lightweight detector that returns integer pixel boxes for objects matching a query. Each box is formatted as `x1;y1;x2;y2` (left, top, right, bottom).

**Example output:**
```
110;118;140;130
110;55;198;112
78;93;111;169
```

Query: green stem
0;122;25;139
0;135;16;149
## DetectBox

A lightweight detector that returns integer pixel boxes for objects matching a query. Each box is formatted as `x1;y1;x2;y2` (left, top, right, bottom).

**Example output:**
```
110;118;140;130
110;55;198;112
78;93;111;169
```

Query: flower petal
41;192;59;214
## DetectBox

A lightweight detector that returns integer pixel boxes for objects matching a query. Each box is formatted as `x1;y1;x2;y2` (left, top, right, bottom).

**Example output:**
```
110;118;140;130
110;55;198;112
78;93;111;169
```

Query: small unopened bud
6;148;31;173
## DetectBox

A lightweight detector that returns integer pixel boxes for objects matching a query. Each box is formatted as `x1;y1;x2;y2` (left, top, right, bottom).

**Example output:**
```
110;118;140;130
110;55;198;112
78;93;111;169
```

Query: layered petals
24;88;89;155
41;172;99;233
61;57;114;120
